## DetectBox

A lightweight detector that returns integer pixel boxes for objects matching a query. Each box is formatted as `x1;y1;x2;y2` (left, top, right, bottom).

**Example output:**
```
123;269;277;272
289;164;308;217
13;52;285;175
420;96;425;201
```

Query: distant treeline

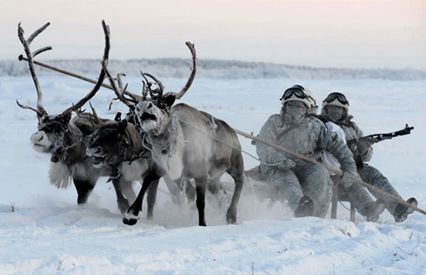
1;58;425;80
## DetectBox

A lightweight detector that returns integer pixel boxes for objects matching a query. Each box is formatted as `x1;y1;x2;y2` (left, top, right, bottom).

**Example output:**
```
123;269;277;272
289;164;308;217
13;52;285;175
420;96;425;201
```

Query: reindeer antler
16;22;51;117
140;72;164;99
141;80;149;99
173;42;196;99
61;20;111;116
88;102;105;126
124;90;142;103
140;42;196;101
118;73;142;103
102;63;140;108
17;21;111;118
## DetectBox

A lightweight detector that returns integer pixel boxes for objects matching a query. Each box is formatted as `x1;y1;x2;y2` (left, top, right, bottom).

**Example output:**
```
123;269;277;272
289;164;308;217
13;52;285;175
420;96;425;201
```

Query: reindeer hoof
77;197;88;205
123;208;141;226
147;211;154;220
226;208;237;224
123;217;138;226
226;216;236;224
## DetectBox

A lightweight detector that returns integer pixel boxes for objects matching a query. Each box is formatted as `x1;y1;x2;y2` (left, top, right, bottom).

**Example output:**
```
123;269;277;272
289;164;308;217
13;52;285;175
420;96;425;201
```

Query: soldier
305;94;385;222
320;92;417;222
255;85;359;218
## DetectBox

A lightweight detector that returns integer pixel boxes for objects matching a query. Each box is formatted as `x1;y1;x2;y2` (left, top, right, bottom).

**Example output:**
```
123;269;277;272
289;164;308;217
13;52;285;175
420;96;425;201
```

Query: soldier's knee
359;165;388;182
305;163;330;182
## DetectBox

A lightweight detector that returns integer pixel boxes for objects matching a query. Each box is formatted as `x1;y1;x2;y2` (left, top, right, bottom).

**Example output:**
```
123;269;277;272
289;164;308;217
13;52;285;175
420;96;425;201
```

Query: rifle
347;124;414;168
356;124;414;145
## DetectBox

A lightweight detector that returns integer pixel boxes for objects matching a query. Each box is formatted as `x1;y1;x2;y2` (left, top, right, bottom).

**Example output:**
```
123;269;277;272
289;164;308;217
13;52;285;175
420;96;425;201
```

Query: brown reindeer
16;21;135;212
85;105;162;219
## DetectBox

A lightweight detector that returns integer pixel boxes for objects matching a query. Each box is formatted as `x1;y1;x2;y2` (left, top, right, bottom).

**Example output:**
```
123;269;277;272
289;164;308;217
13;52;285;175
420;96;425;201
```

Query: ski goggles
323;92;349;105
280;86;308;101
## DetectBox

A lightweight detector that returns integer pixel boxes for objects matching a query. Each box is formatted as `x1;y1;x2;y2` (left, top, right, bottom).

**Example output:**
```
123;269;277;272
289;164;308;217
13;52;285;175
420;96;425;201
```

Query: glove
270;153;296;170
350;140;373;162
340;172;361;188
358;140;373;162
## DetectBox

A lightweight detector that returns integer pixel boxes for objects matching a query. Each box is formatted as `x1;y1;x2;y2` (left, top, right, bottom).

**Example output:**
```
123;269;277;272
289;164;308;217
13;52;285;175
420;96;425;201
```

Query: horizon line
1;57;425;72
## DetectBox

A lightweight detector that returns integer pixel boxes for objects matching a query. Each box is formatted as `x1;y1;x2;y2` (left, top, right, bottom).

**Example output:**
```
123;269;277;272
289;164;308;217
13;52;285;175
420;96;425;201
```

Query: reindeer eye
42;125;52;132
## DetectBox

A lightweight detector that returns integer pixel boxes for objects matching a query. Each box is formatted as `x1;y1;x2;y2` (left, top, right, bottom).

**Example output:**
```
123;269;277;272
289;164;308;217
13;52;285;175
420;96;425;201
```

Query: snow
2;59;426;80
0;76;425;274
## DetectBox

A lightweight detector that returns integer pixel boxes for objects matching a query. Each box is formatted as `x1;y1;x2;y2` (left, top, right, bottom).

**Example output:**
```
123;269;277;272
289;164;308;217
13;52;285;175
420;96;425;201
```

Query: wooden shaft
19;57;115;91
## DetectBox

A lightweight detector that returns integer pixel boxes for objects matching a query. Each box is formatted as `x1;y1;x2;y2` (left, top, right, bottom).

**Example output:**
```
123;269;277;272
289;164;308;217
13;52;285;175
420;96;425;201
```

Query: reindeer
85;106;161;219
16;21;134;213
105;42;244;226
87;68;189;222
85;98;214;221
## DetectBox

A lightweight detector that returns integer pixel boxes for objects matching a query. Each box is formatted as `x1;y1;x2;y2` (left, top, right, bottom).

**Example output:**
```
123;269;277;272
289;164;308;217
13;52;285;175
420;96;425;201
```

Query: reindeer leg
163;175;185;204
112;177;130;215
225;153;244;224
74;178;95;204
226;174;243;224
109;165;130;214
120;179;136;203
195;178;207;226
183;178;196;203
123;170;160;225
146;179;159;219
207;177;227;209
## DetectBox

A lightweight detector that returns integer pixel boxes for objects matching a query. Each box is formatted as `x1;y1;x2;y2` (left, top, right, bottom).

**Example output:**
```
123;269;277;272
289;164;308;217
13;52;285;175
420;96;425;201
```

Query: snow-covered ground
0;75;425;274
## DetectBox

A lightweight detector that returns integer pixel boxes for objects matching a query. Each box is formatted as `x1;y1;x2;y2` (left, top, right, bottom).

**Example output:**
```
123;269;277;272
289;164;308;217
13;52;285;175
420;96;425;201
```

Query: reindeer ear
114;112;122;122
119;119;128;132
36;113;44;122
60;112;72;124
163;93;176;107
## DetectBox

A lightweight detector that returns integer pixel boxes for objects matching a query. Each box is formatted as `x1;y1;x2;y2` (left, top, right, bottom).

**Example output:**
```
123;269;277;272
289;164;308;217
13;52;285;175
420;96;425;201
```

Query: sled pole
357;180;425;215
18;57;115;91
235;128;426;216
234;128;325;168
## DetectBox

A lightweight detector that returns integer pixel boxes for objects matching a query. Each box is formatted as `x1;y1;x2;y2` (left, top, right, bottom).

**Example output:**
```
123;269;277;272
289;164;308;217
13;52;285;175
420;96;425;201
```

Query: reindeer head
101;41;196;138
31;113;72;154
16;21;110;161
135;42;196;136
86;119;129;168
135;90;176;136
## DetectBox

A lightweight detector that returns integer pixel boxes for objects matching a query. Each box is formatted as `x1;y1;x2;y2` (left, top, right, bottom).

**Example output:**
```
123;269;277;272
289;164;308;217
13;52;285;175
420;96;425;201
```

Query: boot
294;195;314;217
360;200;386;222
393;197;417;223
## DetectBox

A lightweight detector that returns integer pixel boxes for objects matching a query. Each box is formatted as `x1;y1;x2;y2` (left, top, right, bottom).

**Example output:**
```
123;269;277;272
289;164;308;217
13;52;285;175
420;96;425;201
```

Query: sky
1;0;425;69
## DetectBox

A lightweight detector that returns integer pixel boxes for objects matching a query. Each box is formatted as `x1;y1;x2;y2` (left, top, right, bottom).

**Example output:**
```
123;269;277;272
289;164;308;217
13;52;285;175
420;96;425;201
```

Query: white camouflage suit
320;120;382;218
256;113;358;217
336;115;404;216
